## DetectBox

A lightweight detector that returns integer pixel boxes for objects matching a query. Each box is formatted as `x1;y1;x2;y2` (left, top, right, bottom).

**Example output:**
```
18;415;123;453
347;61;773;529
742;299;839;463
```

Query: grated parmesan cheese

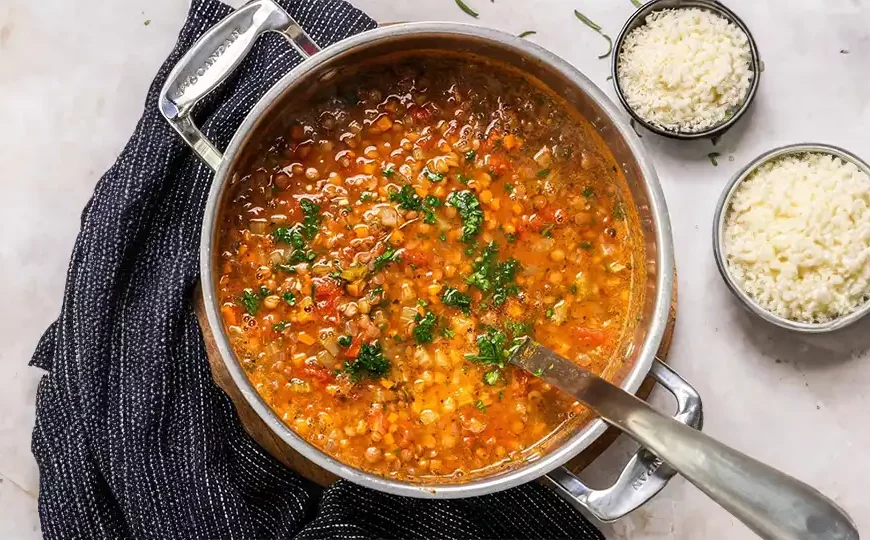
617;8;753;133
724;153;870;323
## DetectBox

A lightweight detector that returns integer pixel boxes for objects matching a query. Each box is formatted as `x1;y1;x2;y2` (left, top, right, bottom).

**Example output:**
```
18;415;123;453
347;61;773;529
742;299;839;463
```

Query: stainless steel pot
159;0;702;522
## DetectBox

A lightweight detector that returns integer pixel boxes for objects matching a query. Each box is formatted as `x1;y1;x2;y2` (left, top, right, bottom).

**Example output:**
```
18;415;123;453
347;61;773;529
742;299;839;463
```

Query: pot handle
158;0;320;171
542;359;703;522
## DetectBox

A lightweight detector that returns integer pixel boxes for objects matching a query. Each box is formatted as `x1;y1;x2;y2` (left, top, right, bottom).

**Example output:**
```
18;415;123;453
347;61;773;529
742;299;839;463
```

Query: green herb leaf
579;241;593;251
439;232;447;242
343;341;391;382
518;30;537;38
630;0;643;7
483;371;500;385
413;311;438;344
475;400;487;412
299;199;322;239
337;335;352;348
708;152;721;167
541;224;554;238
612;202;626;220
545;307;554;319
258;286;271;298
504;183;515;193
274;263;297;274
373;246;402;272
536;168;551;178
533;368;544;377
465;150;477;162
442;287;472;315
382;166;396;178
239;289;260;315
370;286;384;299
455;0;479;18
505;320;532;337
466;242;521;306
447;190;484;243
424;169;445;182
360;192;376;202
442;328;456;339
272;321;288;333
582;186;595;198
457;173;471;185
573;9;602;31
506;233;516;243
282;291;296;306
274;226;317;264
466;328;523;367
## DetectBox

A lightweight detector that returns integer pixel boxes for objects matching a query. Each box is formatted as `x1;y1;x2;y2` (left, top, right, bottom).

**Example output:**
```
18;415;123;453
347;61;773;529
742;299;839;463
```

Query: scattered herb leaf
708;152;721;166
299;199;322;239
443;328;456;339
579;241;593;251
574;9;613;59
475;400;487;412
465;150;477;162
533;368;544;377
337;335;352;348
442;287;472;315
582;186;595;198
612;202;626;220
272;321;288;333
541;224;554;238
382;166;395;178
536;168;551;178
518;30;537;38
504;183;514;193
505;321;532;337
373;246;401;272
483;371;499;385
455;0;479;18
424;168;445;182
282;291;296;306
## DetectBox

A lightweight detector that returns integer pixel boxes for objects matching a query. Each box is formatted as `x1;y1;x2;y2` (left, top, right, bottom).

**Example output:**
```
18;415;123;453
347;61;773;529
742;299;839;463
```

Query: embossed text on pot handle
158;0;319;171
542;359;703;522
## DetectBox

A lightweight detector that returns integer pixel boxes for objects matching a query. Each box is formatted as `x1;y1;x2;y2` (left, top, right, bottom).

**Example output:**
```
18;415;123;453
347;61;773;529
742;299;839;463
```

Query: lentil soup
215;55;643;482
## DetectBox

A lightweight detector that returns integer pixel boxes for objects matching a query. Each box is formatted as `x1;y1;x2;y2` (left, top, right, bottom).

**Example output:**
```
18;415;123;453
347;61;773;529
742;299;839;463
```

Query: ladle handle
158;0;319;171
583;371;858;540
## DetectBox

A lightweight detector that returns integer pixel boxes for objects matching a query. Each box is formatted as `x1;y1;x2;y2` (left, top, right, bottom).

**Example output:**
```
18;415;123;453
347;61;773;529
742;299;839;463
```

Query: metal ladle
509;338;859;540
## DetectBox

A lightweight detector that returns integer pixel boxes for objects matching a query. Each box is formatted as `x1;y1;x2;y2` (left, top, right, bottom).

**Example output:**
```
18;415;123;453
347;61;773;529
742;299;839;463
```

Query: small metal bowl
713;143;870;333
611;0;761;140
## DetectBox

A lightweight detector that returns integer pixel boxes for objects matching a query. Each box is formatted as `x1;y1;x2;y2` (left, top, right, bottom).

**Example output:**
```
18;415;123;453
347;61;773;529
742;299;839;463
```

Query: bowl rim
610;0;762;140
199;21;675;498
712;142;870;333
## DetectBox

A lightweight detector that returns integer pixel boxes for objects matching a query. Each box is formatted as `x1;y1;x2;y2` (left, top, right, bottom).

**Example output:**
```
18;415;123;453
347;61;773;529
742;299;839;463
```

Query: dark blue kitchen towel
29;0;604;538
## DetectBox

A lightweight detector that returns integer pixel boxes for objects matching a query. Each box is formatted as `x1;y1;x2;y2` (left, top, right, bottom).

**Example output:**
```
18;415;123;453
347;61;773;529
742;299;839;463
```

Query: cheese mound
724;153;870;323
617;8;753;133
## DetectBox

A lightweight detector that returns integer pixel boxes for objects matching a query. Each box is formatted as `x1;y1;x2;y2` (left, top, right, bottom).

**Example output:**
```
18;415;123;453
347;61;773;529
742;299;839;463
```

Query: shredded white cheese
724;153;870;323
617;8;753;133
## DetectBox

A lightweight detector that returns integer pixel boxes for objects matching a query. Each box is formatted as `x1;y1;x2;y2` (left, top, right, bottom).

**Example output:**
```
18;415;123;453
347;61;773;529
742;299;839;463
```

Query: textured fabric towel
29;1;605;538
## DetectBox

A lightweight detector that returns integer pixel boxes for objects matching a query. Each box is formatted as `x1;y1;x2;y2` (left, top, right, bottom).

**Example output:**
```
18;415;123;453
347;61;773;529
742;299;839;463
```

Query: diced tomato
311;277;343;312
402;250;431;267
344;333;365;359
575;327;607;347
487;153;512;177
411;105;432;125
303;366;334;384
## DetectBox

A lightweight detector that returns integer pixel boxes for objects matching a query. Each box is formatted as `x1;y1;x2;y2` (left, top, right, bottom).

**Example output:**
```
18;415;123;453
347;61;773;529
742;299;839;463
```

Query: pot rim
199;21;674;498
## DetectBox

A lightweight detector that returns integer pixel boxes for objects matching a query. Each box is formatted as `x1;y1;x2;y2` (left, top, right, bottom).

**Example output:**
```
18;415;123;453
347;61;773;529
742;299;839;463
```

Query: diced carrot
297;331;316;346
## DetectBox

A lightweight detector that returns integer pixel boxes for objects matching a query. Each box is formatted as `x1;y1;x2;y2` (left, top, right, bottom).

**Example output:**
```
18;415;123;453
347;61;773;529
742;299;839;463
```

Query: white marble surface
1;0;868;538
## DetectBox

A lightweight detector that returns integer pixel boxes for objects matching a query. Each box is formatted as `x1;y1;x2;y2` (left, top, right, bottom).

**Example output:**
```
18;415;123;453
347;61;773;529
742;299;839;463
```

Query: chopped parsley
274;263;296;274
506;233;516;243
475;400;487;412
579;241;593;250
447;190;484;243
273;226;317;264
439;232;447;242
373;246;401;272
343;342;390;382
466;242;521;307
441;287;472;315
570;284;578;295
424;168;445;182
272;321;288;333
466;328;522;368
369;286;384;299
413;311;438;344
612;202;626;220
299;199;322;239
536;168;551;178
465;149;476;162
457;173;471;185
282;291;296;306
359;192;376;202
505;320;532;337
582;186;595;198
258;286;271;298
382;166;396;178
389;185;441;224
541;224;554;238
239;289;260;315
483;371;499;386
533;368;544;377
546;307;555;319
337;335;352;348
504;183;515;193
442;328;456;339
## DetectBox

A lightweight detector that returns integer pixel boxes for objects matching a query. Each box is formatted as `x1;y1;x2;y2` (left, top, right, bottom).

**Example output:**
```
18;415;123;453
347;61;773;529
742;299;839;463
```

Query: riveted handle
159;0;319;171
543;359;703;522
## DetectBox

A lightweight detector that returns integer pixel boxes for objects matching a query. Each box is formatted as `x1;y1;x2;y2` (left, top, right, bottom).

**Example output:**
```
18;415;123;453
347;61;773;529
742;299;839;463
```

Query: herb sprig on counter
574;10;613;59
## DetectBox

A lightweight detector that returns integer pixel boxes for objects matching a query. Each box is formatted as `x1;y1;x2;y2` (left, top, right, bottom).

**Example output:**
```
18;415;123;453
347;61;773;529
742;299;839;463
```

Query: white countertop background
1;0;868;538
